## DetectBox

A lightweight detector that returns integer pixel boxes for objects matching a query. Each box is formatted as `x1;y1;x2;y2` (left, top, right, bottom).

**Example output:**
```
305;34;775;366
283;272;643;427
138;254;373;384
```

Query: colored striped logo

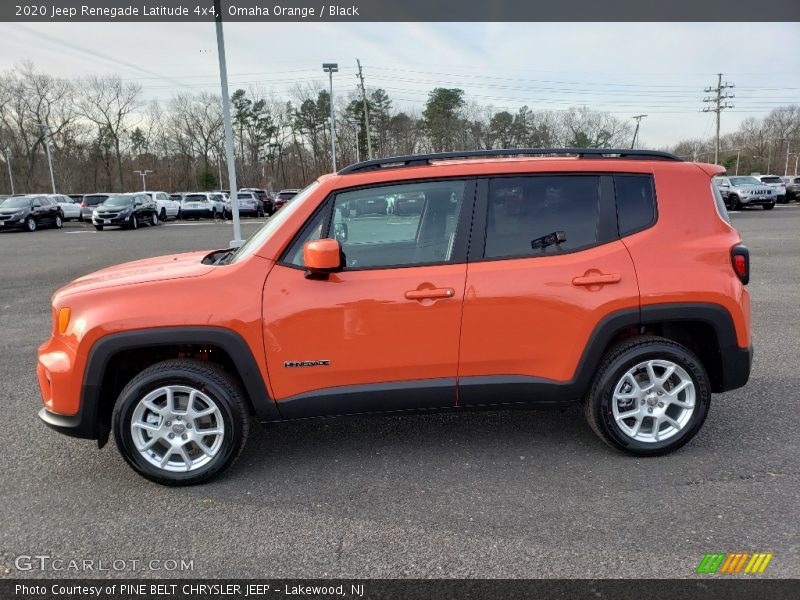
696;552;773;574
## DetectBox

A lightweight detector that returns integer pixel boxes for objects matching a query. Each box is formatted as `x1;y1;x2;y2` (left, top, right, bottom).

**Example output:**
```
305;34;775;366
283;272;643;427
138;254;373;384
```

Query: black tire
128;214;138;230
160;208;167;221
177;209;182;220
584;335;711;456
729;195;741;210
24;217;37;232
54;214;63;229
151;211;159;226
112;359;250;486
94;225;103;231
763;202;775;210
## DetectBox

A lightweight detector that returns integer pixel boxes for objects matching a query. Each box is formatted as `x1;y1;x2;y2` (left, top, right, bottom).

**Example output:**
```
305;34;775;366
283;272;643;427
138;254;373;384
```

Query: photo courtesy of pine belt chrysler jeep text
36;148;753;485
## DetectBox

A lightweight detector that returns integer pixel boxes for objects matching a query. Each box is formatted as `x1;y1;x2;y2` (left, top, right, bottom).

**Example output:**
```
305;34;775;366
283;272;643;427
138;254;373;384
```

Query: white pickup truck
142;191;181;221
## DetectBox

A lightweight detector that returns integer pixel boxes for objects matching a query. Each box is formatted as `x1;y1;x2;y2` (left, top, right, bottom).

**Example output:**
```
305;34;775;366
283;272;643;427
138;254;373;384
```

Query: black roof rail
337;148;682;174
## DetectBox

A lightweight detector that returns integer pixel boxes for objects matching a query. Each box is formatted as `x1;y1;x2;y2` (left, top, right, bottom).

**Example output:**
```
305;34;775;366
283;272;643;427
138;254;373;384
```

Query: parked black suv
0;195;64;232
91;193;159;230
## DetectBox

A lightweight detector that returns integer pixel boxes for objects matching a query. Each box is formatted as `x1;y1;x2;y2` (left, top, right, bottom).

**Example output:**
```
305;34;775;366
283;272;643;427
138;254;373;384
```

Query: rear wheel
112;359;250;486
54;214;63;229
129;214;138;230
584;336;710;456
151;211;159;226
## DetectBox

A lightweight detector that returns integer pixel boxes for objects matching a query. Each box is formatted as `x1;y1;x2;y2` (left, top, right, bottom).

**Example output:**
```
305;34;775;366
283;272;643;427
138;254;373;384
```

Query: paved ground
0;207;798;579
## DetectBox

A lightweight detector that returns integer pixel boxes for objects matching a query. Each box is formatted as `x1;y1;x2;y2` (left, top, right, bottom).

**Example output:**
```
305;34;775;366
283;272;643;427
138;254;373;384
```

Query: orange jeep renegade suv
37;149;752;485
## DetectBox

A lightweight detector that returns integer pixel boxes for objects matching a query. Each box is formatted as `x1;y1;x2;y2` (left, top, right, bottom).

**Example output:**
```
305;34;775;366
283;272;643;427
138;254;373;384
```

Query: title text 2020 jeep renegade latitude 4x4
37;149;752;485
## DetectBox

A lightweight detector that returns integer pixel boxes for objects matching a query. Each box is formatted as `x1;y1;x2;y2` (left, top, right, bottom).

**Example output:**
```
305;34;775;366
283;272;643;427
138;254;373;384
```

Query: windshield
231;181;320;264
1;197;32;208
84;195;109;205
730;177;760;186
184;195;208;202
760;177;783;184
103;196;133;207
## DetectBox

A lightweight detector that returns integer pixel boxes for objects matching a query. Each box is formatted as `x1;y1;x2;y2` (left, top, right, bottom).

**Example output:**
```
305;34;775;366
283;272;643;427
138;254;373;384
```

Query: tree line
1;63;798;195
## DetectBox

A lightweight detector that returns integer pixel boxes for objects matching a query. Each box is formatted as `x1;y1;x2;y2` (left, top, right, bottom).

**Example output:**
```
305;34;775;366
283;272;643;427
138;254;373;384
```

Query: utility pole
348;118;361;163
322;63;338;172
215;0;243;247
356;59;373;160
2;147;14;194
133;169;153;191
702;73;735;165
630;114;647;149
39;124;56;194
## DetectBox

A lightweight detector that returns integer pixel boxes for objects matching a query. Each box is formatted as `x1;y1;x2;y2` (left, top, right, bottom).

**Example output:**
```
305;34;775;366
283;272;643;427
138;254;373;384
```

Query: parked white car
753;175;787;203
47;194;81;220
142;191;181;221
180;192;226;219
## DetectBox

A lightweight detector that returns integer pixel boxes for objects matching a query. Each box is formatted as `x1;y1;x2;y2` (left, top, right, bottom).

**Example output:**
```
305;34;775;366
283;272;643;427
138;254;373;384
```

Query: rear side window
614;175;656;236
710;183;731;225
485;175;600;258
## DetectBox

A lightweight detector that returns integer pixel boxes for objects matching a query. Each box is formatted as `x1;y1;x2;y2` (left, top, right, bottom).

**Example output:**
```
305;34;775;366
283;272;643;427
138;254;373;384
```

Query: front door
263;178;475;419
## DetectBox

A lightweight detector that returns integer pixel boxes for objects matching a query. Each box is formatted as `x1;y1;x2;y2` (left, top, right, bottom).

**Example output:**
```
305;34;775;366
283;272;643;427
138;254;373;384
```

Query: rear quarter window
710;183;731;225
614;174;657;236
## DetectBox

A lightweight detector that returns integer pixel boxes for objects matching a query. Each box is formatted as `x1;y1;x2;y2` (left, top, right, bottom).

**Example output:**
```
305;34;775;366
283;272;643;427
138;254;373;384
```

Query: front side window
284;180;466;270
484;175;600;258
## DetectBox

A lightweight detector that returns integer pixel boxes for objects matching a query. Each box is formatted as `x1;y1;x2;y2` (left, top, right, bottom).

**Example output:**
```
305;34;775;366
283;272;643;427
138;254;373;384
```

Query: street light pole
322;63;338;172
2;147;14;194
735;148;740;175
215;0;244;247
133;169;153;191
785;140;791;176
39;124;56;194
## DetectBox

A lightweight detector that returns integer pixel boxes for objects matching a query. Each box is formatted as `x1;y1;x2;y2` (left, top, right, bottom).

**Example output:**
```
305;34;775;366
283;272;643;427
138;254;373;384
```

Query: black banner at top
2;0;800;22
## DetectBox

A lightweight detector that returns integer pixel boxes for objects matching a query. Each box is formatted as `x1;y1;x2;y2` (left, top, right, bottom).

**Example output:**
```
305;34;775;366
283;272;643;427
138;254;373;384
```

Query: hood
57;250;216;297
0;206;28;214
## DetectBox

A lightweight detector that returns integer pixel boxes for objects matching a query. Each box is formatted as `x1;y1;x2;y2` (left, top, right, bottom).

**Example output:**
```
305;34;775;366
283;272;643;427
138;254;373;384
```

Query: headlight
12;210;25;218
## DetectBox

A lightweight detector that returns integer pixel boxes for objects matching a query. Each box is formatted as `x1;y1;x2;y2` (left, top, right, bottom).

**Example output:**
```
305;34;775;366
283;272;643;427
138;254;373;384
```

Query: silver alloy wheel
55;215;63;228
130;385;225;473
152;212;158;225
611;359;695;443
26;217;36;231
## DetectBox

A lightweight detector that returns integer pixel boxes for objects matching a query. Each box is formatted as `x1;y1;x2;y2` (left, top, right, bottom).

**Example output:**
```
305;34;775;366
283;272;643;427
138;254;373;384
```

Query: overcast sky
1;21;798;147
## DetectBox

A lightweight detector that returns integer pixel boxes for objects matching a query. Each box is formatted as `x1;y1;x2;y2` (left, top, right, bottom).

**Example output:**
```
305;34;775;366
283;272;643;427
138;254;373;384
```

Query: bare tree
77;75;142;190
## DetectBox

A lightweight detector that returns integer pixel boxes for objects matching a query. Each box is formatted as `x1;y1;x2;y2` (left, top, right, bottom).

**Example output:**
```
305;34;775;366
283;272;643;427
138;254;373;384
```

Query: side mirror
303;238;342;278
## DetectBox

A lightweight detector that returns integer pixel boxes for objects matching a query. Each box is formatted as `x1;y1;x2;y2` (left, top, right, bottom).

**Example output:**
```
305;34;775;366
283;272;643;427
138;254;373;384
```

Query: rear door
457;173;642;405
262;178;475;418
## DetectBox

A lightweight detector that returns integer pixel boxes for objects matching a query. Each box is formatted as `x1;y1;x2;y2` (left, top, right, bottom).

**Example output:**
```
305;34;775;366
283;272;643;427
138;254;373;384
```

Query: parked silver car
714;176;776;210
785;176;800;201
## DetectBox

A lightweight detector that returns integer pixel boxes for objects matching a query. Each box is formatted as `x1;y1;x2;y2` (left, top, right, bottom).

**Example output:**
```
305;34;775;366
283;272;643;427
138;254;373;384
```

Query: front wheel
729;195;741;210
112;359;250;486
160;208;167;221
94;225;103;231
584;336;710;456
25;217;37;232
763;202;775;210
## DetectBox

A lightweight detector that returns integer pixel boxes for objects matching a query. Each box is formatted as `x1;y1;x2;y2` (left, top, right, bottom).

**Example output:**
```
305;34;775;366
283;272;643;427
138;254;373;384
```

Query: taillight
731;245;749;285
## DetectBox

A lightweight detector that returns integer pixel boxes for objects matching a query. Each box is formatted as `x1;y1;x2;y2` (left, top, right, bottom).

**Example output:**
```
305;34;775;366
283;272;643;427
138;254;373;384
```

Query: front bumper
740;196;774;206
0;216;25;228
92;213;131;225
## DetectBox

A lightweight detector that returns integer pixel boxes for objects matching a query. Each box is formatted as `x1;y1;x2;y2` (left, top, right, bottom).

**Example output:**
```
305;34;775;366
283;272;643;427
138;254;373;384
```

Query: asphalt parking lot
1;206;798;579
